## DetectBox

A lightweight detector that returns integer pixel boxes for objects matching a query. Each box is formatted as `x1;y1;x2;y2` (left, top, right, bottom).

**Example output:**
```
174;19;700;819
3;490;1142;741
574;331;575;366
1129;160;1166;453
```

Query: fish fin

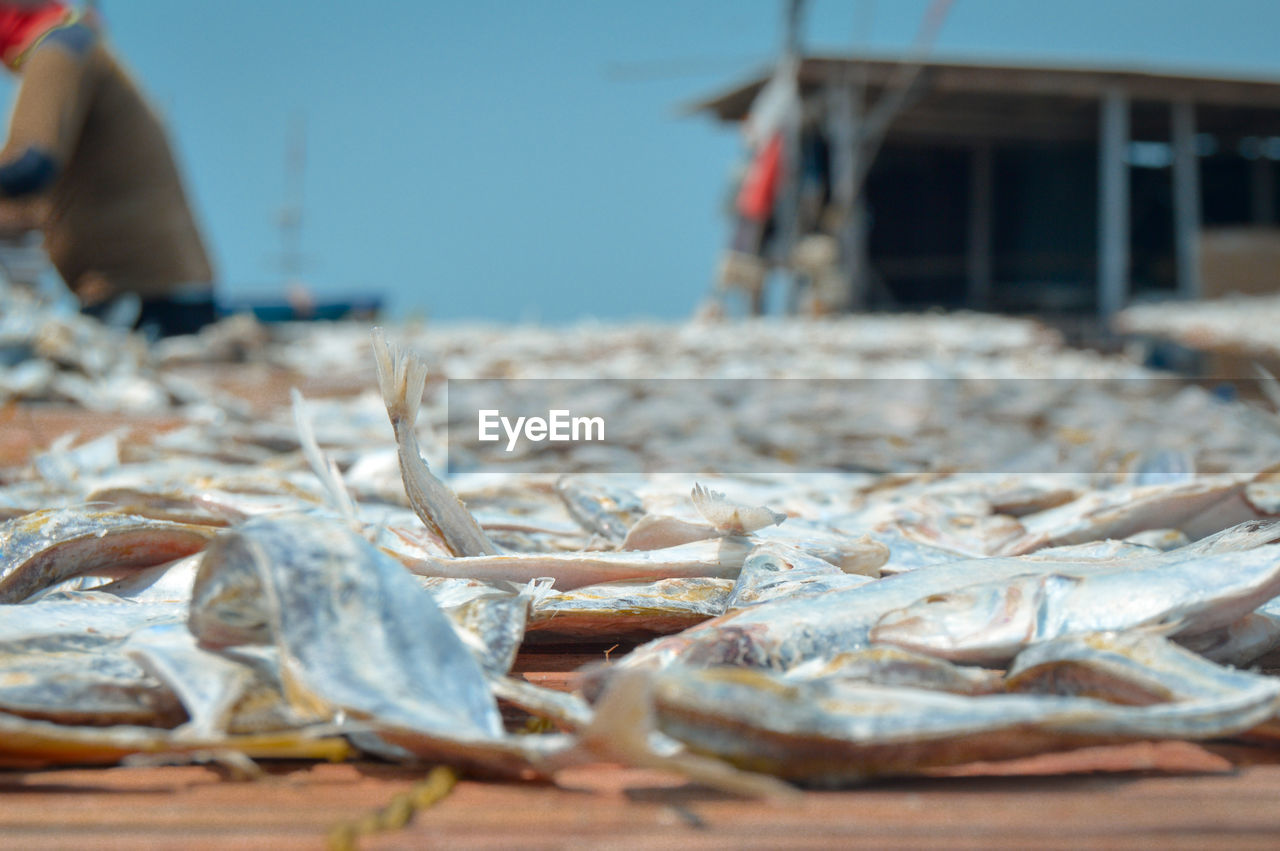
291;388;361;530
582;669;801;802
487;673;594;730
689;482;728;528
1135;616;1188;638
371;326;429;431
519;576;558;605
691;482;788;535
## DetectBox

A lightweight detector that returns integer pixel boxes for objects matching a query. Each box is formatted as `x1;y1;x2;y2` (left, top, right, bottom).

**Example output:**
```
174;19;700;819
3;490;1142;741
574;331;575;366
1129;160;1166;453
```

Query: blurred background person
0;1;216;338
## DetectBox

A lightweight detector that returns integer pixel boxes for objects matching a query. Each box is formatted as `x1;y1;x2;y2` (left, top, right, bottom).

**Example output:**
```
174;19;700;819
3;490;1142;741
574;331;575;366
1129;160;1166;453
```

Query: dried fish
641;662;1280;786
690;483;786;535
0;508;214;603
191;513;501;734
1124;528;1191;550
371;328;500;557
1019;476;1254;546
189;513;577;773
870;544;1280;666
291;387;359;525
0;707;352;769
867;526;970;575
0;595;186;728
406;537;754;592
783;647;1004;696
1176;598;1280;667
1006;630;1280;717
526;577;733;643
620;513;720;550
0;630;185;727
7;296;1280;790
611;525;1280;677
554;476;645;542
725;543;874;612
86;555;200;603
124;625;319;738
431;579;534;675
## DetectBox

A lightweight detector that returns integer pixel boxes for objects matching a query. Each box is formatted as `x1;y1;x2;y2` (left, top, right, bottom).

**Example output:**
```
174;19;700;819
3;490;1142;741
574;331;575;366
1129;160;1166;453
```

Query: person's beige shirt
2;32;213;299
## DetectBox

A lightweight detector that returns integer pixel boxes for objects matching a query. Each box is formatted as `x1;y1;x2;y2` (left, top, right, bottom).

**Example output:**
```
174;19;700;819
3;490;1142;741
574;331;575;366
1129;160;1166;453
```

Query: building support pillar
966;142;993;309
1098;88;1130;318
825;74;867;311
1252;155;1275;225
1171;100;1202;300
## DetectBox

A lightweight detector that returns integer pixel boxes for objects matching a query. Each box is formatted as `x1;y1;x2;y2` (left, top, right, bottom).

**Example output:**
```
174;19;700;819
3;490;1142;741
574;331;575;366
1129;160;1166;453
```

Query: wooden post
1171;100;1202;300
966;142;993;309
825;74;865;310
1252;156;1275;225
1098;88;1130;318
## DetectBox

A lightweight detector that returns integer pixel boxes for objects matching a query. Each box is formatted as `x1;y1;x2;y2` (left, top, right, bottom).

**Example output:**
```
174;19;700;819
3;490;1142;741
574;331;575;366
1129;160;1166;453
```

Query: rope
326;765;459;851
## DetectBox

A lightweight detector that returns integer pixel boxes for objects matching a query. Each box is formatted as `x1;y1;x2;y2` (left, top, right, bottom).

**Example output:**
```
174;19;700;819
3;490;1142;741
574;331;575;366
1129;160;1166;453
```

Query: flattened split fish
189;513;576;774
725;543;874;612
608;521;1280;678
783;646;1004;696
554;476;645;543
0;597;188;727
0;508;214;603
1019;476;1254;546
1177;597;1280;667
871;544;1280;666
190;513;501;736
1006;630;1280;709
406;537;755;592
125;625;320;739
641;662;1280;786
526;577;734;643
422;577;537;675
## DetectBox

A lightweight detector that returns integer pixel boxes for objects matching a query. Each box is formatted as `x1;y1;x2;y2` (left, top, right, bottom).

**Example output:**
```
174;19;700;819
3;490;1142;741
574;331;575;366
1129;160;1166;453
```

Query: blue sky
9;1;1280;321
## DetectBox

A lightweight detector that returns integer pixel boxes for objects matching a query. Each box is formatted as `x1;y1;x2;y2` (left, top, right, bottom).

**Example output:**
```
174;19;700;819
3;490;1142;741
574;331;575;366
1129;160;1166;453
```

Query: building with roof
689;54;1280;319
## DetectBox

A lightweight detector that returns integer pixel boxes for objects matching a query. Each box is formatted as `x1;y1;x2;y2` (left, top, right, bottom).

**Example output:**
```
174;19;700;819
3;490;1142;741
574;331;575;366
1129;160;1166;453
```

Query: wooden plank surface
4;751;1280;850
0;405;184;468
5;405;1280;847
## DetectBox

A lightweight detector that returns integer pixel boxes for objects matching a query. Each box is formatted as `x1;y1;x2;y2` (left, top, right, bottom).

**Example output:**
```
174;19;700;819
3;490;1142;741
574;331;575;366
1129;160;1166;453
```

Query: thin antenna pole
784;0;808;59
278;113;307;285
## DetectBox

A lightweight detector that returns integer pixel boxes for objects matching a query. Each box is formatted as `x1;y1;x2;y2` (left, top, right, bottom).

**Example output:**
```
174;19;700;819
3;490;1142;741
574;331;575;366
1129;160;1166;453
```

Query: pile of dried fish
1116;294;1280;362
0;279;269;413
184;315;1280;475
1;315;1280;795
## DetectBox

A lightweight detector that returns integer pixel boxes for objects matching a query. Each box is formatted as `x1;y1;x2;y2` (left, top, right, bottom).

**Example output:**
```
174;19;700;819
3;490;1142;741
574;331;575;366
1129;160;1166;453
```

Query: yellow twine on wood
326;765;458;851
521;715;556;735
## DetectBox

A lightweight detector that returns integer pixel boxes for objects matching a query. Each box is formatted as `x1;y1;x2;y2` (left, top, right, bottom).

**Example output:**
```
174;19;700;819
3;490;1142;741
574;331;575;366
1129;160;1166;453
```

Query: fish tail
370;327;500;558
371;326;429;431
291;388;360;528
583;669;802;802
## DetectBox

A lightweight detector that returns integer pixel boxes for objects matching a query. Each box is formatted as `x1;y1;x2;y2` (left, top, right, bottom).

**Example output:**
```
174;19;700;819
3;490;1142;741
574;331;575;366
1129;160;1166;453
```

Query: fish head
870;573;1062;666
188;528;272;648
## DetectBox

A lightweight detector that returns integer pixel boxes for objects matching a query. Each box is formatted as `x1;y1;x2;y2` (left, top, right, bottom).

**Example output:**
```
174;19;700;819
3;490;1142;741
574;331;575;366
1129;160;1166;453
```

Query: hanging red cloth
736;132;783;223
0;2;73;70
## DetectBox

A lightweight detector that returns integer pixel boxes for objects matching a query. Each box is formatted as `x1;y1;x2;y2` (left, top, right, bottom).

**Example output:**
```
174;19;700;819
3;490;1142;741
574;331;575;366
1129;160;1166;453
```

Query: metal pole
784;0;808;59
1171;100;1202;300
1252;156;1275;225
966;142;993;309
1098;88;1130;318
